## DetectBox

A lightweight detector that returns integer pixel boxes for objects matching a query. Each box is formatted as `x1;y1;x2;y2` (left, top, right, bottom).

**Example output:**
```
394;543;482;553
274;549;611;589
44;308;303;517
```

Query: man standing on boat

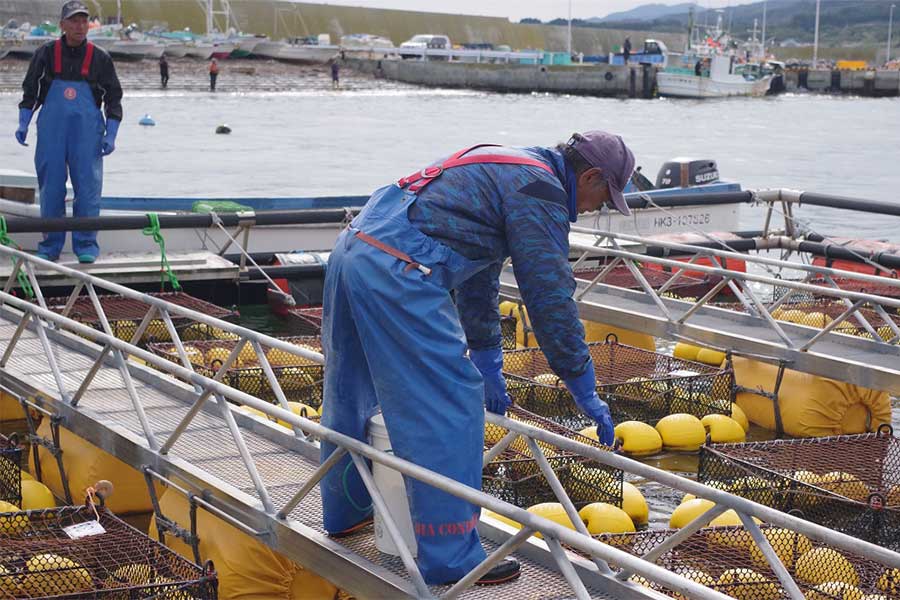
15;0;122;264
320;131;634;585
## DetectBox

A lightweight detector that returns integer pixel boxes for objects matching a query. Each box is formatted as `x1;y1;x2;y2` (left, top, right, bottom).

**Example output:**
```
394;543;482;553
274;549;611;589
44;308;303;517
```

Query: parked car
400;34;451;58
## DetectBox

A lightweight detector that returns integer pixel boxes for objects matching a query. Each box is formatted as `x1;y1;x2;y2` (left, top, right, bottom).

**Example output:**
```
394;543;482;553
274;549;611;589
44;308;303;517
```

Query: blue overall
320;181;499;585
35;76;104;260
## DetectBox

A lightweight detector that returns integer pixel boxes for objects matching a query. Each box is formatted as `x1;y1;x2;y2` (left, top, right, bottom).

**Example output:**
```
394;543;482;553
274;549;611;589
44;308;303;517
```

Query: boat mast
566;0;572;57
812;0;820;66
761;0;767;57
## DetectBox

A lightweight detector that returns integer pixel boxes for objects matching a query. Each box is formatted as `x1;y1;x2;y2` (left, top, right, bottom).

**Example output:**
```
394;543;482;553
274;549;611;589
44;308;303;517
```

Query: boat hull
277;45;339;64
657;72;772;98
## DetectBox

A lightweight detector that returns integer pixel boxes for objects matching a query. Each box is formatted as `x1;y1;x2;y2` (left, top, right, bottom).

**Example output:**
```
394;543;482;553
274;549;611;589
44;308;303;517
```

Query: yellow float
796;548;859;586
20;479;56;510
806;582;864;600
680;479;730;504
716;568;780;600
612;421;662;456
204;346;231;368
150;488;338;599
671;569;716;600
819;471;870;502
673;343;701;362
618;482;649;526
20;554;92;595
578;502;635;534
695;348;726;366
747;528;812;569
0;390;25;422
700;414;746;443
31;420;163;515
878;568;900;593
0;500;25;534
655;414;706;452
732;357;891;437
669;498;714;529
730;403;750;432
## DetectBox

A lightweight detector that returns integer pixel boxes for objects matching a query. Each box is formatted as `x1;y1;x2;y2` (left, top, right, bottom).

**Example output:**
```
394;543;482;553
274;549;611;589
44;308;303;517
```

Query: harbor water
2;78;899;528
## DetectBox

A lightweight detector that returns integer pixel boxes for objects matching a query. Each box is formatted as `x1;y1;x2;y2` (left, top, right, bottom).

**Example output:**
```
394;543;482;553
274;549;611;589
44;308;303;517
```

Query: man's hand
101;118;120;156
15;108;33;146
470;348;513;415
565;361;615;446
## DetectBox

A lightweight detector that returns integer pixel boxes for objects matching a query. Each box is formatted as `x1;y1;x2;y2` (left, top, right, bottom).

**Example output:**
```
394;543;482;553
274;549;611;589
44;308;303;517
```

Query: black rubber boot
474;558;521;586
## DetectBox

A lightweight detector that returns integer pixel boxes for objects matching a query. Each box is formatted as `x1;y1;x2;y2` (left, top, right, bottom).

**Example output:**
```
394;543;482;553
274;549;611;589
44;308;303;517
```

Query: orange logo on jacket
64;87;77;100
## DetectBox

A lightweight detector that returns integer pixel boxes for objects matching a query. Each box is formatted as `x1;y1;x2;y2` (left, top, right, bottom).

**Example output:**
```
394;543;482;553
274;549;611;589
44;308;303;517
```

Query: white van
399;34;451;58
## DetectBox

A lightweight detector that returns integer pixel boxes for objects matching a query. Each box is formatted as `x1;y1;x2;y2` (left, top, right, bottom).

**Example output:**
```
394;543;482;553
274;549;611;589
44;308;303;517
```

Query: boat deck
0;310;616;599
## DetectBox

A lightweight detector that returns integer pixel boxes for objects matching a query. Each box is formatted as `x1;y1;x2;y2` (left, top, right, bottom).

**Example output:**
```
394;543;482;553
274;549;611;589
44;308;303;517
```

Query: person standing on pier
623;36;632;65
159;54;169;88
14;0;122;264
319;131;635;586
208;58;219;92
330;60;340;89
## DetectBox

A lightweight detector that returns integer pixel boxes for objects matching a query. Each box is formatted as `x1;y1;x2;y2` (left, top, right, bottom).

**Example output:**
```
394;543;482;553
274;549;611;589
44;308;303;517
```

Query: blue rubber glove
15;108;32;146
564;360;615;446
470;347;513;415
101;118;120;156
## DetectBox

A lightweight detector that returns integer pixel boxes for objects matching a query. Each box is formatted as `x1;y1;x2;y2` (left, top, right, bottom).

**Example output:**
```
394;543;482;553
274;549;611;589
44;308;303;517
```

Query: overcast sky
296;1;741;22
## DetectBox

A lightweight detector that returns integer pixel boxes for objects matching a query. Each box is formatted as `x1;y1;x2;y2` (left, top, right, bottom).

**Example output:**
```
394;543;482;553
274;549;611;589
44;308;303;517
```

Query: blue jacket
407;145;590;380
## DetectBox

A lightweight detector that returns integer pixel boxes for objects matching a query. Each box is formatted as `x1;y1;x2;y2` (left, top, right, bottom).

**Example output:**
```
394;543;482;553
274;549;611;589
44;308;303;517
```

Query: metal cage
285;307;324;336
0;434;21;507
0;504;217;598
503;338;734;430
574;264;715;299
699;427;900;550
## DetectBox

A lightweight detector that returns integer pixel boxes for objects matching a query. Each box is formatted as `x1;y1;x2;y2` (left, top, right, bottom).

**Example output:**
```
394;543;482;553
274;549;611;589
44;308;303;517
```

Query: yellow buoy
484;422;508;447
716;568;780;600
534;373;562;387
791;470;826;510
0;500;25;534
20;469;33;481
877;568;900;593
108;563;154;585
204;346;231;368
887;485;900;507
527;502;576;538
655;414;706;452
700;414;746;443
820;471;870;502
482;509;523;531
671;569;716;600
796;548;859;586
709;509;761;528
748;528;812;569
577;503;635;534
20;479;55;510
806;581;864;600
731;403;750;432
237;343;258;365
804;312;833;328
0;564;22;595
707;510;762;550
669;498;714;529
21;554;93;595
613;421;663;456
275;402;319;428
780;309;807;324
265;347;304;366
696;348;726;366
680;479;730;504
619;482;649;526
673;343;701;362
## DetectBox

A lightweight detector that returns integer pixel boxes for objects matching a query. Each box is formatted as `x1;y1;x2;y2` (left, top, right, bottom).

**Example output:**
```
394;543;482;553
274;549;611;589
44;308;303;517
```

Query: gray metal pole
567;0;572;56
761;0;767;56
813;0;821;66
889;4;896;64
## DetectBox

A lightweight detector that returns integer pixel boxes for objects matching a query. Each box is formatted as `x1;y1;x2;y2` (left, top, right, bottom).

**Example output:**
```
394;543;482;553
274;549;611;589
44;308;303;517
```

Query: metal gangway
1;246;899;599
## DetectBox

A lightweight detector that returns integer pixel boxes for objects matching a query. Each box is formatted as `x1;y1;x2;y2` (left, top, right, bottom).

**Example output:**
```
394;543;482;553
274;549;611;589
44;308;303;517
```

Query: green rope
142;213;181;292
0;217;34;299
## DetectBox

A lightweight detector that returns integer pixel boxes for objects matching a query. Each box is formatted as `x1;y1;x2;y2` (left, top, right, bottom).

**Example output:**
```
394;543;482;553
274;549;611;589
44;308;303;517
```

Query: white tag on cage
63;520;106;539
668;369;701;377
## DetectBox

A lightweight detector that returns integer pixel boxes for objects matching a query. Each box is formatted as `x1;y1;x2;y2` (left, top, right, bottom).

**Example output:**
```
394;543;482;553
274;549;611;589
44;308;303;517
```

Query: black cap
61;0;89;20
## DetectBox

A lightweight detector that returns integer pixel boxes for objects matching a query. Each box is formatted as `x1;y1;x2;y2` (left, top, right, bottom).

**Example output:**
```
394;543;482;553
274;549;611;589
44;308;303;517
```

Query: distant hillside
591;3;698;24
539;1;899;48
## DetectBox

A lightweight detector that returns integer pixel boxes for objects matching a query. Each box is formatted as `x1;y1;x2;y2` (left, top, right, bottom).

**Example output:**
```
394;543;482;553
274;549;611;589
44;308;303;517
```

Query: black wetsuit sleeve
96;52;123;122
19;46;49;111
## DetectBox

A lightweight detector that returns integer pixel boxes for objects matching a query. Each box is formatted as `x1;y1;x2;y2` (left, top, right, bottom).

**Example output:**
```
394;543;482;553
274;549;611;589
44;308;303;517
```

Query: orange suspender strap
53;39;95;77
354;231;432;276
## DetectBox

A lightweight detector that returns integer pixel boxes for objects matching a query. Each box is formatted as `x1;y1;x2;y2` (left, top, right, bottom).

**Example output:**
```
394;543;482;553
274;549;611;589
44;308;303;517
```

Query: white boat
208;41;235;59
10;35;54;57
184;41;215;60
231;35;264;57
251;39;285;59
163;41;190;58
277;40;339;64
111;40;165;59
657;54;773;98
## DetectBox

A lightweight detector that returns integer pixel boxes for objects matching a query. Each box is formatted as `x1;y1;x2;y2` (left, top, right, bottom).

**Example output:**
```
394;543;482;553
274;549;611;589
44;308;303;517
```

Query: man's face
60;14;89;46
575;167;612;214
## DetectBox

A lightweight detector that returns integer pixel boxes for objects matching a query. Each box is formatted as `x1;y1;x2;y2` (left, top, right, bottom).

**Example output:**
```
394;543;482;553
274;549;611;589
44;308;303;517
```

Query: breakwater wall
786;69;900;96
350;58;656;98
0;0;684;56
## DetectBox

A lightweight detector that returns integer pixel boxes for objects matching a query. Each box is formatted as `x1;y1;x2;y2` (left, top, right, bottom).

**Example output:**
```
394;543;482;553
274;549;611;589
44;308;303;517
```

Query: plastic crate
0;504;216;598
149;336;324;408
483;406;623;509
286;307;324;336
699;427;900;551
43;292;239;344
0;434;21;507
503;338;734;430
574;264;713;299
592;524;900;599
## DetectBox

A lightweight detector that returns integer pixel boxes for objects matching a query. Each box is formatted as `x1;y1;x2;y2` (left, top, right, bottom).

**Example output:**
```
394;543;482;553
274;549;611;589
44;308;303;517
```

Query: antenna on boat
761;0;767;57
813;0;821;66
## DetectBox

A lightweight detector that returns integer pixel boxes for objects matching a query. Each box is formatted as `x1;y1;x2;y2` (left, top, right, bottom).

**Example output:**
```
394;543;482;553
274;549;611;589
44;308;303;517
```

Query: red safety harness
53;38;95;77
356;145;556;275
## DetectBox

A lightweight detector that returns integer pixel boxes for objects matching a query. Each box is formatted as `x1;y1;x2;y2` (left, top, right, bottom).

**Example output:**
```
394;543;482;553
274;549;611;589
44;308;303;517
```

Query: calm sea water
2;86;899;241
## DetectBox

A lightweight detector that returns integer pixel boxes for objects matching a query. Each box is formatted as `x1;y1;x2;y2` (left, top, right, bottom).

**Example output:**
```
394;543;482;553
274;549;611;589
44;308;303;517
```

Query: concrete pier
350;58;656;98
788;68;900;96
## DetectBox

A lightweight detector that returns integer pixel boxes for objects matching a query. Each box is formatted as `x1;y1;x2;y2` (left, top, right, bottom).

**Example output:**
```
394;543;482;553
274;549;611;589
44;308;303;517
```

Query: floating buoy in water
612;421;662;456
578;502;635;534
796;548;859;586
655;413;706;452
216;124;232;134
700;414;746;443
138;113;156;126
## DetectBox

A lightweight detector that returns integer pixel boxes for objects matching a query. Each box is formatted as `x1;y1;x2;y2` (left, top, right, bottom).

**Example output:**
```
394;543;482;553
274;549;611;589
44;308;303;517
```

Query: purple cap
61;0;89;20
568;130;635;216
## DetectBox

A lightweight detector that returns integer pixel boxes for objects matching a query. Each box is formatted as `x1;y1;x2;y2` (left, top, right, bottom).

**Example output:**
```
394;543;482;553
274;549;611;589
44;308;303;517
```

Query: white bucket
368;413;417;557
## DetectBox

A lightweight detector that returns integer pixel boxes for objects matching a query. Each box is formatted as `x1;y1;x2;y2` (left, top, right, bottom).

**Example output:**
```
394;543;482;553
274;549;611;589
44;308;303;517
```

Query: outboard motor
655;159;720;189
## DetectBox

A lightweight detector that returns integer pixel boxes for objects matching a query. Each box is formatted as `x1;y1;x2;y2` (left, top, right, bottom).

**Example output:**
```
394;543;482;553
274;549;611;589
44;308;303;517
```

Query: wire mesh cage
592;524;900;599
0;504;217;599
0;434;21;507
698;427;900;551
149;336;324;408
712;298;900;342
286;307;324;336
482;406;623;510
43;292;239;345
500;315;517;351
503;338;734;430
573;264;713;299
